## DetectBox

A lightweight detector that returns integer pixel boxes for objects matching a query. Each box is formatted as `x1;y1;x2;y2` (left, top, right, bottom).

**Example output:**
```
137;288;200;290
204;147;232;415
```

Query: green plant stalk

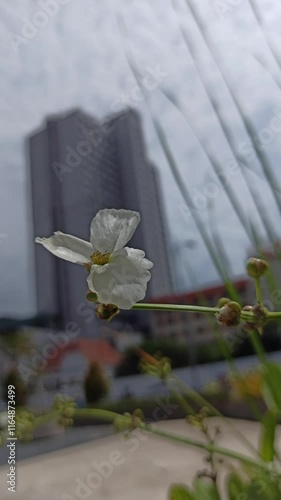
154;119;239;302
170;2;280;252
247;0;281;74
73;408;275;475
211;329;263;422
255;278;263;305
115;16;239;302
73;408;124;422
164;277;263;426
161;89;251;243
181;285;263;421
31;411;60;429
162;88;281;285
140;423;273;473
133;302;281;323
133;303;220;314
208;202;233;275
249;221;281;294
135;300;275;418
184;0;281;218
168;375;260;454
167;385;196;416
254;55;281;92
143;364;259;453
132;302;267;322
165;10;281;280
168;272;262;422
249;328;267;364
266;312;281;319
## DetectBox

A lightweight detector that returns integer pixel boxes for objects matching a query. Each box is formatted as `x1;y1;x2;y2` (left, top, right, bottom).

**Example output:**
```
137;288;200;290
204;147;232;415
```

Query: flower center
90;251;110;266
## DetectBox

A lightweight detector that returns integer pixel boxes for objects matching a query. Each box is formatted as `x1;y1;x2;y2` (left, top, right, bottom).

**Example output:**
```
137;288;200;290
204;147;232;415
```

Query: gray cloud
0;0;281;314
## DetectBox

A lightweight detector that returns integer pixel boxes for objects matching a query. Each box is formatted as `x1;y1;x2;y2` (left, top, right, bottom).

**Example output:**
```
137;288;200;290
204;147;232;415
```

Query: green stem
132;303;220;314
211;331;263;422
249;328;267;364
132;302;261;322
74;408;124;423
167;384;196;416
140;423;272;473
255;278;263;304
169;375;260;454
73;409;274;475
267;312;281;320
32;411;60;429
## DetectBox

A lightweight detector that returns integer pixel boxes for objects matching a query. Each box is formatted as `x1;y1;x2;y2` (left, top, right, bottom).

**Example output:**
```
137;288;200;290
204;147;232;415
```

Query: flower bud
86;291;98;302
242;304;267;331
96;303;120;321
242;305;253;312
216;301;241;327
246;258;268;278
133;409;144;421
252;304;267;327
161;360;172;379
217;297;231;308
113;416;130;432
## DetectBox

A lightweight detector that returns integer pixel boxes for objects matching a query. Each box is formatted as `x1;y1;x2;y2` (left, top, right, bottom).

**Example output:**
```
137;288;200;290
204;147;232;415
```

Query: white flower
35;209;153;309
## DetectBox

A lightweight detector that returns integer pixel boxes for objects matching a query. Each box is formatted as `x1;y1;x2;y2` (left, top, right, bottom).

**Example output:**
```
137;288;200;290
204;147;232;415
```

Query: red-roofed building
42;339;122;372
26;336;123;408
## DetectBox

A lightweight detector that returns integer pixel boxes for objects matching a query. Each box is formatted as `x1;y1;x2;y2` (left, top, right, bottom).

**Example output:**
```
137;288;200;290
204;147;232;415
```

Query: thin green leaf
247;0;281;74
154;119;239;302
160;88;252;242
183;0;281;217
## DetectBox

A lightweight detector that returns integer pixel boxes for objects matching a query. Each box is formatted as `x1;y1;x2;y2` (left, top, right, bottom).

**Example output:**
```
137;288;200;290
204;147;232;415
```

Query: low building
18;333;122;408
150;279;250;344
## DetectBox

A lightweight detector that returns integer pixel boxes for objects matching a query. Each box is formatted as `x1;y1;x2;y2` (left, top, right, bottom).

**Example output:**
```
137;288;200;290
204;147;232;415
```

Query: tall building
29;109;173;337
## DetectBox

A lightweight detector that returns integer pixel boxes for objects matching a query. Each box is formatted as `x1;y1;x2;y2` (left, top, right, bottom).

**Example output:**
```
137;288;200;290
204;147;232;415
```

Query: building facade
29;109;173;337
150;279;251;344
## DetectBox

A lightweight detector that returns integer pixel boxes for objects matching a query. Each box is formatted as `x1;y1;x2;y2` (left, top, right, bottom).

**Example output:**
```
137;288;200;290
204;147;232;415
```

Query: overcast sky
1;0;281;316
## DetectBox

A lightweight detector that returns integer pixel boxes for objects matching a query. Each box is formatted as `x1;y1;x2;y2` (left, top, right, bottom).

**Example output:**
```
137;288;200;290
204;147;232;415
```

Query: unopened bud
86;291;98;302
96;303;120;321
133;409;144;421
162;360;172;378
242;304;267;331
217;297;231;308
246;258;268;278
216;301;241;327
114;416;129;432
242;305;253;312
252;304;267;328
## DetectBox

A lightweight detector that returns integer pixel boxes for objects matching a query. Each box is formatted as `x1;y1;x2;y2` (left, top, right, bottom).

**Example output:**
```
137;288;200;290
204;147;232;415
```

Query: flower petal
87;247;153;309
90;209;140;254
35;232;93;265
